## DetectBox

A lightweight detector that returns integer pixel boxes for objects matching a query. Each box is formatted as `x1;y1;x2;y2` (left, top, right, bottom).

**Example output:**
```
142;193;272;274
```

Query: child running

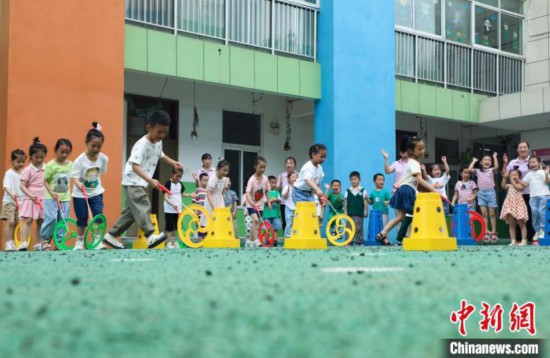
517;156;550;245
103;110;183;249
245;157;272;248
282;171;298;238
500;167;529;246
264;176;283;246
19;138;48;251
163;167;195;249
71;122;108;250
468;152;499;243
451;167;478;211
41;138;73;251
1;149;26;251
368;173;391;226
422;156;451;215
377;137;437;246
344;171;369;245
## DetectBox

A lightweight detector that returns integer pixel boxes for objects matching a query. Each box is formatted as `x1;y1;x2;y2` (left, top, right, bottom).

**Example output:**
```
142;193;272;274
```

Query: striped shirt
474;168;495;190
455;180;478;204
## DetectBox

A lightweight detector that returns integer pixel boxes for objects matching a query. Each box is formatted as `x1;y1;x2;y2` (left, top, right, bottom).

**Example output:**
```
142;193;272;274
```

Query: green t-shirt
368;188;391;214
263;190;281;219
44;159;73;201
327;192;344;217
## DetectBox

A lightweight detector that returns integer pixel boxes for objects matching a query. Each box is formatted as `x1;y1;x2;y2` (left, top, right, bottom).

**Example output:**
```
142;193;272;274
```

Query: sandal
482;232;491;243
490;232;498;244
376;233;391;246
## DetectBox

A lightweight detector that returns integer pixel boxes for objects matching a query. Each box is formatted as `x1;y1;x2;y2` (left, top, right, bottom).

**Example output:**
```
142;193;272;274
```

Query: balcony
396;29;524;96
125;0;318;60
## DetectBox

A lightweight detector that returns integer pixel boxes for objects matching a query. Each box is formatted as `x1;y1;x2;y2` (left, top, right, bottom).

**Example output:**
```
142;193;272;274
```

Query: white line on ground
349;252;387;256
110;258;154;262
321;267;404;273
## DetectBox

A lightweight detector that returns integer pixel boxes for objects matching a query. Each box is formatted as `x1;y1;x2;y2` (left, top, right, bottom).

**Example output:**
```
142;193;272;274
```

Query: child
293;144;327;204
377;137;438;246
245;157;272;248
451;167;478;212
204;160;230;221
282;171;298;238
1;149;26;251
71;122;109;251
223;178;239;237
19;138;47;251
500;168;529;246
263;176;283;246
517;156;550;244
103;110;183;249
192;173;209;240
324;180;344;234
344;171;369;245
41;138;73;251
193;153;215;184
422;156;451;215
468;152;499;243
368;173;392;226
163;167;195;249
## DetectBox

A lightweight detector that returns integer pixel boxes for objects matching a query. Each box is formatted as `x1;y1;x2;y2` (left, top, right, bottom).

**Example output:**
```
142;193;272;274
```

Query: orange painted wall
0;0;125;245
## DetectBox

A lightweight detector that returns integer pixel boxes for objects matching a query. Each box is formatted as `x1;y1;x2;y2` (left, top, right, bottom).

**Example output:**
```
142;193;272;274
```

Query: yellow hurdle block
284;202;327;250
133;214;165;249
403;193;457;251
202;207;240;248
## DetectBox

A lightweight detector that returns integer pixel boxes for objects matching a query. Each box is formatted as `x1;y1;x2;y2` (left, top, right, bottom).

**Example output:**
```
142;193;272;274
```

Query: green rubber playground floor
1;246;549;357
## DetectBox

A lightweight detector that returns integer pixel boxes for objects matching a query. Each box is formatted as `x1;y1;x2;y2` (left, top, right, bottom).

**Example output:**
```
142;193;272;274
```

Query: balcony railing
396;30;524;95
125;0;318;60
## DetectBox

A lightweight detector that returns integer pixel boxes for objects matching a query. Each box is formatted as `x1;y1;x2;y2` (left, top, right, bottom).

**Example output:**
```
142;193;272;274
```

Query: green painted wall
125;25;321;99
395;79;488;123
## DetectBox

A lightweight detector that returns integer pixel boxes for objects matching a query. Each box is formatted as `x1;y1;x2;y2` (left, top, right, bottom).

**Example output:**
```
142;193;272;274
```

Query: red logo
450;300;476;336
479;302;503;333
509;302;536;335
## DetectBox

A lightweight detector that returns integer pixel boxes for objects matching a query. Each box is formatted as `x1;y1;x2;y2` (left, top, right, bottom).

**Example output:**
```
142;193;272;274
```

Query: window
445;0;471;44
501;14;522;55
475;6;499;49
435;138;460;166
477;0;498;7
501;0;523;14
415;0;441;35
222;111;261;146
395;0;413;28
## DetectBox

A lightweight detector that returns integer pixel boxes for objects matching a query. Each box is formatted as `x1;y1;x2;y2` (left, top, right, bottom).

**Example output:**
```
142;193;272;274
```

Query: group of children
2;109;549;251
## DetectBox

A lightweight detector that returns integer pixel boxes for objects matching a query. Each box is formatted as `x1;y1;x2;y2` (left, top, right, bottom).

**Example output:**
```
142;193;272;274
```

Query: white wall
521;128;550;151
125;71;314;183
525;0;550;90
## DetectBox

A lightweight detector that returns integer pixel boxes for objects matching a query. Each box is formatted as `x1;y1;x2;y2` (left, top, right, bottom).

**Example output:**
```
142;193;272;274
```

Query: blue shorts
292;187;315;203
73;194;104;227
477;189;497;208
247;207;263;217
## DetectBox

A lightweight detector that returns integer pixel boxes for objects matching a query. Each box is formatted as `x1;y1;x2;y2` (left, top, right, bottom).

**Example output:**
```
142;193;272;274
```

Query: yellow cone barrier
284;202;327;249
202;207;240;248
403;193;457;251
133;214;165;249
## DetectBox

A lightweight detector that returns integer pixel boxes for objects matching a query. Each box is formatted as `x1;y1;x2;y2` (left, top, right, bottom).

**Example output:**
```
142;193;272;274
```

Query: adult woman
277;157;297;229
504;141;535;241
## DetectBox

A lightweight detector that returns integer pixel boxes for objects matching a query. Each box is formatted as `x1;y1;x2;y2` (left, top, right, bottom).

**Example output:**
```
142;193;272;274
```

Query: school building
1;0;548;236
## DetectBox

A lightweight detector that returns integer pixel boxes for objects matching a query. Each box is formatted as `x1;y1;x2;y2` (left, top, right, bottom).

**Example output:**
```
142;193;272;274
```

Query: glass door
223;147;261;200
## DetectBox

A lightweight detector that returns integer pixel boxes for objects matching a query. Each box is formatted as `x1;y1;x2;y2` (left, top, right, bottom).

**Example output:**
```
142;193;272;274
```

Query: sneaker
102;233;124;249
33;241;50;251
147;233;167;249
73;241;85;251
254;239;262;248
19;241;29;251
245;239;254;248
532;233;540;241
4;240;17;252
166;242;178;250
538;229;545;239
95;242;107;250
509;240;517;246
532;240;540;246
518;240;527;246
490;232;498;244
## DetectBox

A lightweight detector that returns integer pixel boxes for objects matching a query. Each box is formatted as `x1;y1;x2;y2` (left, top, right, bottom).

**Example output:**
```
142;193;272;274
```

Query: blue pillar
315;0;396;188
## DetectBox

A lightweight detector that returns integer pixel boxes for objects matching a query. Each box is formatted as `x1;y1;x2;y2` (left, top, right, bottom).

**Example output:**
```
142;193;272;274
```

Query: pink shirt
20;163;46;199
245;174;270;210
474;168;495;190
390;159;408;193
455;180;478;204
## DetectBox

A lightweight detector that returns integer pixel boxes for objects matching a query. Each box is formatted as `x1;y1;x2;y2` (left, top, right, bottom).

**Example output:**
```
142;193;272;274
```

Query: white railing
396;30;524;95
126;0;318;60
